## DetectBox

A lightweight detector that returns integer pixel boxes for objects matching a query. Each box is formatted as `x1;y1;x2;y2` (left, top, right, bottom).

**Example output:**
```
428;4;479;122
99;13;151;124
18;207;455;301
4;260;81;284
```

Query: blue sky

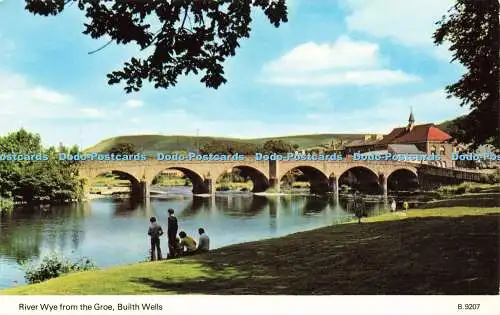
0;0;467;148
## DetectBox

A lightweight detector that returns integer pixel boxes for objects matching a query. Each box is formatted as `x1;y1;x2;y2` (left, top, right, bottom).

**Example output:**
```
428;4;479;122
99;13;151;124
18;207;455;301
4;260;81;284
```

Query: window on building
440;146;445;155
430;145;436;154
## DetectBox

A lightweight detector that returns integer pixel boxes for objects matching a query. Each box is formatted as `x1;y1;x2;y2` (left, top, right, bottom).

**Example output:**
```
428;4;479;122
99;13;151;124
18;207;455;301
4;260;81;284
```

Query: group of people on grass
390;198;409;212
147;208;210;261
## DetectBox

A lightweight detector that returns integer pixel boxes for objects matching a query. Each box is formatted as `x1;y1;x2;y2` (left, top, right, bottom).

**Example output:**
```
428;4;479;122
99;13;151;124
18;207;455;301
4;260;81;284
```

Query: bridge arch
82;170;143;198
215;165;270;193
151;167;208;194
387;167;419;191
338;166;380;194
280;165;330;194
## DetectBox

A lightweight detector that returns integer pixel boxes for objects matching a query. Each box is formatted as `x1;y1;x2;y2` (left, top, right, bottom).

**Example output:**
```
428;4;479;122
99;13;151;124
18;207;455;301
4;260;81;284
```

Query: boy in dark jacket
167;209;179;258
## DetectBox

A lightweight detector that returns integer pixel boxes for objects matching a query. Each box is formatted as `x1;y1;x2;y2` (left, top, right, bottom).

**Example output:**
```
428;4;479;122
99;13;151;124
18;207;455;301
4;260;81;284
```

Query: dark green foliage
24;0;288;93
199;140;260;154
0;129;83;203
23;253;97;284
433;0;499;148
262;139;294;153
108;142;137;155
481;168;500;184
0;195;14;213
219;168;247;182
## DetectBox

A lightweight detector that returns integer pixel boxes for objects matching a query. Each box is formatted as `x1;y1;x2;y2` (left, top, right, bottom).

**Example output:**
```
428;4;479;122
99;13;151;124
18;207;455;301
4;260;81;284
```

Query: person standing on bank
148;217;164;261
390;198;396;212
167;209;179;258
196;228;210;253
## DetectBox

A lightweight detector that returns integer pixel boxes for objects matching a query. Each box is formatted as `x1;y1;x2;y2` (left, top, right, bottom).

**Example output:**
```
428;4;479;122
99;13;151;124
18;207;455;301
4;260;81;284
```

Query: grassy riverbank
2;206;498;295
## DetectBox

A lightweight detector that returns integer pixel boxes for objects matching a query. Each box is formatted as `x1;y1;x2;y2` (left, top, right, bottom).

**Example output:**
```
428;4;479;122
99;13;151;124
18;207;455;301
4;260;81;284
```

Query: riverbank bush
437;182;499;195
0;129;83;204
0;196;13;213
23;254;97;284
480;168;500;184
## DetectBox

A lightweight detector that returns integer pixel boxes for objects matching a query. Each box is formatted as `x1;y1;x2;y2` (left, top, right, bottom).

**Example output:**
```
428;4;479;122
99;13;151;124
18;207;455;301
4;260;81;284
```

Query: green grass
2;206;498;295
216;182;252;190
437;182;500;195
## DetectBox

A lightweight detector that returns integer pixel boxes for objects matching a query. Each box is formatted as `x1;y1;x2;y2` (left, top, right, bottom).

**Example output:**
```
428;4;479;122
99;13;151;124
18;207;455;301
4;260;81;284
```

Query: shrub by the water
23;254;97;284
438;182;476;195
0;196;14;213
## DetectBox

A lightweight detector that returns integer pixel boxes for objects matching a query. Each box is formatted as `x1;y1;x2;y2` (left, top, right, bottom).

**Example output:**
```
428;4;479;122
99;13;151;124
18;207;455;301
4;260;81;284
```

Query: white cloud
80;108;105;118
267;70;419;86
32;87;71;103
261;36;419;86
124;99;144;108
0;72;75;118
343;0;454;59
263;36;379;73
0;72;117;145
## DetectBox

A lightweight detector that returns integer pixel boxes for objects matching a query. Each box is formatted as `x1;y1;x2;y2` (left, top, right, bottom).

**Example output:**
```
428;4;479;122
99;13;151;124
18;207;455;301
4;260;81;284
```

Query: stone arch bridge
77;157;430;199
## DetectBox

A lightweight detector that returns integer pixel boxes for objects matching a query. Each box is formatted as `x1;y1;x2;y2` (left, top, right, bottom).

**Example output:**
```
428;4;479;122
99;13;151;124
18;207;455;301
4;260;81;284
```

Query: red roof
377;127;406;145
380;124;452;144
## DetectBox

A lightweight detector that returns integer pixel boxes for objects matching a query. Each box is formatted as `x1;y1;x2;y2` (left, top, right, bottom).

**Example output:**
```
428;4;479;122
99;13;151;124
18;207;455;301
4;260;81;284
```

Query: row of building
304;111;457;168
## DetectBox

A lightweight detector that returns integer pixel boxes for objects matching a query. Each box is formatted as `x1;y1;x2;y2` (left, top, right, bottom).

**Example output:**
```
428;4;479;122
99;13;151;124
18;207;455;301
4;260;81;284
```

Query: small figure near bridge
390;198;397;212
352;191;368;224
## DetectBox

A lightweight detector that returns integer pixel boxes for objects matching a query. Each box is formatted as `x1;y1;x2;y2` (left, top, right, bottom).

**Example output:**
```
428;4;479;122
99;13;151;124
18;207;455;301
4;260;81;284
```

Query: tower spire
408;107;415;130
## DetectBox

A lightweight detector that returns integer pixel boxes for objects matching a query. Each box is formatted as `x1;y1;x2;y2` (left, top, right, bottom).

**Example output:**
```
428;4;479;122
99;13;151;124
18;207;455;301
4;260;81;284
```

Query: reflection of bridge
77;158;488;199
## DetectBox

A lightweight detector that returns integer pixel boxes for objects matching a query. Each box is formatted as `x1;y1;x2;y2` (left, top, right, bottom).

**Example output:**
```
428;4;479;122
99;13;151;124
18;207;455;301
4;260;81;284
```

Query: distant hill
86;119;458;154
85;133;364;154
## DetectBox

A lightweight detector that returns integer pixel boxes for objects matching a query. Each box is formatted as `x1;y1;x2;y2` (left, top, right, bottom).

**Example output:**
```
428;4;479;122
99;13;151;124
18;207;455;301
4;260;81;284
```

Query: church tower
407;107;415;131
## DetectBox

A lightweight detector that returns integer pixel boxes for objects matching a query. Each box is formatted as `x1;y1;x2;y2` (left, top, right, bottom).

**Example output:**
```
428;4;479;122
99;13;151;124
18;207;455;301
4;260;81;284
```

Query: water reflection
0;193;399;288
215;195;269;217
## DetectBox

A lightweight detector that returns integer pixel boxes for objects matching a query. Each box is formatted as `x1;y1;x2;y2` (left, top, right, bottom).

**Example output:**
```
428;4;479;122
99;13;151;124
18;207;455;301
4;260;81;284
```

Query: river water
0;189;401;289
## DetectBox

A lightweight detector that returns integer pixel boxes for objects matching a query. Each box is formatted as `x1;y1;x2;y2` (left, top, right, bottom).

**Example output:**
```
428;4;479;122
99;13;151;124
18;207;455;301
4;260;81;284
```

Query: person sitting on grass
402;201;409;211
178;231;197;255
147;217;164;261
196;228;210;253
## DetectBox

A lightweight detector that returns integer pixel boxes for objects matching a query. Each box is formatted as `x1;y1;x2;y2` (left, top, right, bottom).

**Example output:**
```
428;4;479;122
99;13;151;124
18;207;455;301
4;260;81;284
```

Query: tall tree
262;139;293;153
25;0;288;93
108;143;137;155
433;0;499;148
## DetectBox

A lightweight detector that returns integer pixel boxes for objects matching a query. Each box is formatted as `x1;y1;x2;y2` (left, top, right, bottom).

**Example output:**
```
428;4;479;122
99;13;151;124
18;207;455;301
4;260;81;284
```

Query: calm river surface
0;189;398;289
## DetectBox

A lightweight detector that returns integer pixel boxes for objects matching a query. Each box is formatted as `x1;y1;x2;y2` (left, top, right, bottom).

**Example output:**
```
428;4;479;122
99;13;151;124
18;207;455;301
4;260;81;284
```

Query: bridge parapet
418;164;488;183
